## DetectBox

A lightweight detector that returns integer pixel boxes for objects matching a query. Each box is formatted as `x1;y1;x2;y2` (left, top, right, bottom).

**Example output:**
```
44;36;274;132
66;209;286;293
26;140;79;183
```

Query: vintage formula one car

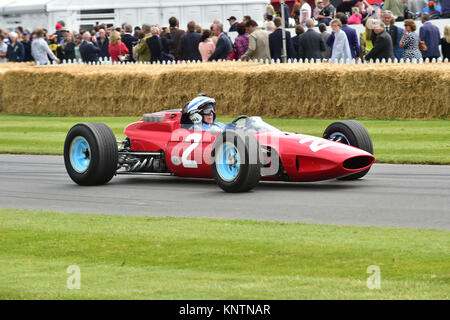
64;104;375;193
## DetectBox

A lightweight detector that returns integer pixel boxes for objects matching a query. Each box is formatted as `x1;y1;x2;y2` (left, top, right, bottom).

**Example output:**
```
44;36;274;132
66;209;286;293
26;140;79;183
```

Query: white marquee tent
0;0;268;32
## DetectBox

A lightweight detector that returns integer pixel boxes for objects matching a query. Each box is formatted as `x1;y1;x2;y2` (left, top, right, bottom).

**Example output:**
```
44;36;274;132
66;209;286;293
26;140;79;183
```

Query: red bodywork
124;110;375;182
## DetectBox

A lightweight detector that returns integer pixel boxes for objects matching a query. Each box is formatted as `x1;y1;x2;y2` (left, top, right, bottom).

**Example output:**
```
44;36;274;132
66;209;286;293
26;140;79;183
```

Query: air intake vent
343;156;373;170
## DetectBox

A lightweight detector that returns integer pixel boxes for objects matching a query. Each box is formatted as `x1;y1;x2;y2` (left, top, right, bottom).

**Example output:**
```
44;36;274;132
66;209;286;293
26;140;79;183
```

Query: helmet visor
201;105;215;115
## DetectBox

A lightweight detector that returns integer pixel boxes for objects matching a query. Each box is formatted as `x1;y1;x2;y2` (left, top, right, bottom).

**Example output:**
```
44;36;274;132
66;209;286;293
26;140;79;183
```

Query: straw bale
1;62;449;119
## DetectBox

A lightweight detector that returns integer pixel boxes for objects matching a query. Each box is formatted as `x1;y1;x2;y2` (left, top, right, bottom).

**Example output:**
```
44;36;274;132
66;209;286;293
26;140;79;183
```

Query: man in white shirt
299;0;312;28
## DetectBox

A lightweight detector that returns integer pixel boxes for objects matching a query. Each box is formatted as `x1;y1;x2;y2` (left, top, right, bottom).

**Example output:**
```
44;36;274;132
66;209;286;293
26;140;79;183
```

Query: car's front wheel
64;123;118;185
211;130;261;192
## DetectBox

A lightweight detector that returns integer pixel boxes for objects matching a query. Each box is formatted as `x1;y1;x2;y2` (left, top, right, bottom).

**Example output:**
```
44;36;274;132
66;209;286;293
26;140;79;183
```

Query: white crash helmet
186;95;216;124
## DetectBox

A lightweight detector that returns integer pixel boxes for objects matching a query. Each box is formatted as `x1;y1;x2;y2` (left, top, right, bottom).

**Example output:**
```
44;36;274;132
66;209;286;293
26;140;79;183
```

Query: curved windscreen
234;117;281;133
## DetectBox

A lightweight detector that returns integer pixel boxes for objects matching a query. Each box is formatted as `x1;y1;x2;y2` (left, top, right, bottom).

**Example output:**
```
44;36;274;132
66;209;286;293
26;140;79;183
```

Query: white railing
32;56;449;66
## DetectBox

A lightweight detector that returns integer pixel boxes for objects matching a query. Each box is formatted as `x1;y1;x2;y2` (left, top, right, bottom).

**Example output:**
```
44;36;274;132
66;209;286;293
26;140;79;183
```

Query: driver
186;95;226;131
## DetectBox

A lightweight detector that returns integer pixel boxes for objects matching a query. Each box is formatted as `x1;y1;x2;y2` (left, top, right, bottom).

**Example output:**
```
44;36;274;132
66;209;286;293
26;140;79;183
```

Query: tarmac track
0;154;449;230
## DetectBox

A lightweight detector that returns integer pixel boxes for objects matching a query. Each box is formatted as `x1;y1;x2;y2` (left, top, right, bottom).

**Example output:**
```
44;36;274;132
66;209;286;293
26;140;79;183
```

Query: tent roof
2;0;51;14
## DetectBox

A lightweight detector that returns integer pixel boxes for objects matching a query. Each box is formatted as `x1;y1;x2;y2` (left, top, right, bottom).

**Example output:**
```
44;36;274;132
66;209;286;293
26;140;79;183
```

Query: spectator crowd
0;0;449;65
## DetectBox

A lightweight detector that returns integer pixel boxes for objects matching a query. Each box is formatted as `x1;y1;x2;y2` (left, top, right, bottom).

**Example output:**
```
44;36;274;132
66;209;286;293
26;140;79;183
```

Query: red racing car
64;102;375;193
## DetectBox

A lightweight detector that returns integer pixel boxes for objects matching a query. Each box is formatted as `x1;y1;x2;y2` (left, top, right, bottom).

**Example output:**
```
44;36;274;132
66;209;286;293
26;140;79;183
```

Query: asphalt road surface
0;154;449;230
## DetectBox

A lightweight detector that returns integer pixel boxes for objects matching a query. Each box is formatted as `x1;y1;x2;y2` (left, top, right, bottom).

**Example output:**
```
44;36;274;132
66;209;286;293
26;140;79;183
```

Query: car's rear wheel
323;120;374;180
211;130;261;192
64;123;118;185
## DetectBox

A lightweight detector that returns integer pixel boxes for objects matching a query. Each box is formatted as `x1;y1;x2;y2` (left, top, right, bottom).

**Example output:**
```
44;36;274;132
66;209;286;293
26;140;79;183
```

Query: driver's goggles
201;106;215;115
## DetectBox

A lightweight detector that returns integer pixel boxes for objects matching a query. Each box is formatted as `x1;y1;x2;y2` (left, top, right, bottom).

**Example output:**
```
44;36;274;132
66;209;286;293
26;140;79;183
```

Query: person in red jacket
108;31;129;62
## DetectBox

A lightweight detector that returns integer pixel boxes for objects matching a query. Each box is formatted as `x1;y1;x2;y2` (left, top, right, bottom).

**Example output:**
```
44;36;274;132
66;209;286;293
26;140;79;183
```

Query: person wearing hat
420;1;442;19
20;30;33;62
227;16;238;32
55;23;64;44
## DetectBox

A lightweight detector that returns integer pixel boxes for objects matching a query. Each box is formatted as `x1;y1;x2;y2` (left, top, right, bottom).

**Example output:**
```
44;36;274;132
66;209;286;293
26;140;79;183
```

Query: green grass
0;209;448;300
0;115;449;164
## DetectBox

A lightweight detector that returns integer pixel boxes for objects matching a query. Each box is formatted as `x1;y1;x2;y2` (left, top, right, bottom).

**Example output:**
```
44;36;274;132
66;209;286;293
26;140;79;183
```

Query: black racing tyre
323;120;374;180
211;130;262;193
64;123;118;186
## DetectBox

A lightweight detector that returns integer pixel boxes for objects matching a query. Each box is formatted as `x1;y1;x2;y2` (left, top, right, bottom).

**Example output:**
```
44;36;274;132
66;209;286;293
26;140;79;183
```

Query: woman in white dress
330;18;352;63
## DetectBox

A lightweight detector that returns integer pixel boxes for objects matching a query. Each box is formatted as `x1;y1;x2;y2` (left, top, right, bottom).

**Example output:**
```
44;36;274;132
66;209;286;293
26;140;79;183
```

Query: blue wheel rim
69;136;91;173
217;142;241;182
329;132;350;145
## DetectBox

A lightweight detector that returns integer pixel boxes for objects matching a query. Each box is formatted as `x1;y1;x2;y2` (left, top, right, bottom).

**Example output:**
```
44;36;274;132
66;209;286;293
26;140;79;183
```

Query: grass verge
0;209;448;300
0;115;449;164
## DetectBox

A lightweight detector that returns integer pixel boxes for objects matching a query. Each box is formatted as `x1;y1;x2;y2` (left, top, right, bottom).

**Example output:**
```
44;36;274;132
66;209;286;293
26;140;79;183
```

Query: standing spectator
62;32;76;61
241;19;271;61
298;19;326;60
440;24;450;60
243;16;252;24
359;18;374;58
282;2;290;27
269;17;295;61
1;29;10;46
421;1;442;19
313;1;323;19
327;14;360;60
394;23;405;61
315;0;335;26
134;26;142;39
31;29;60;65
54;23;64;44
80;32;100;63
74;32;82;61
292;1;302;25
208;23;232;61
329;18;352;62
292;24;306;59
319;23;331;59
146;26;174;63
199;30;216;61
263;12;274;29
178;21;202;61
195;25;203;34
97;28;110;60
299;0;312;28
380;10;403;59
21;30;33;62
266;5;276;18
234;23;250;59
48;34;63;60
441;0;450;18
399;19;423;61
266;21;276;33
348;7;362;24
227;16;238;32
121;24;138;62
108;31;129;62
384;0;405;21
365;20;395;61
134;24;152;62
419;13;441;60
7;32;25;62
168;17;185;61
0;35;6;63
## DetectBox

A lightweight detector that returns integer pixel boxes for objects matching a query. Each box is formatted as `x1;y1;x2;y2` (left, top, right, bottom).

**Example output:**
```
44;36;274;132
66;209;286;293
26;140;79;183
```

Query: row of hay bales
0;62;448;119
